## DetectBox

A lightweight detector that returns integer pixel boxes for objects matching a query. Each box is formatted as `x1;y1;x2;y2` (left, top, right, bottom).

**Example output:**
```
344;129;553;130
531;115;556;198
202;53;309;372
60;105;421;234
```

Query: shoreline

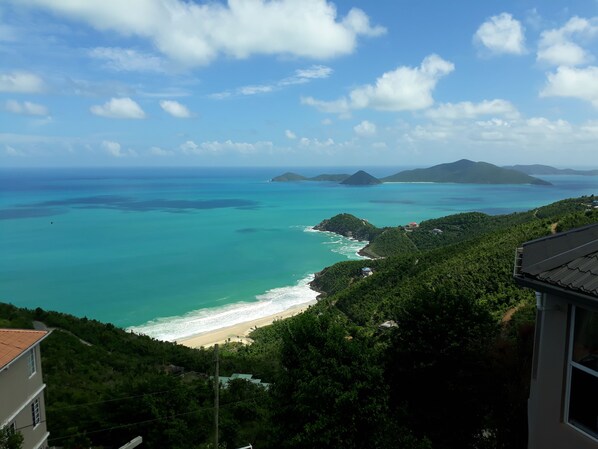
176;299;317;348
171;228;368;348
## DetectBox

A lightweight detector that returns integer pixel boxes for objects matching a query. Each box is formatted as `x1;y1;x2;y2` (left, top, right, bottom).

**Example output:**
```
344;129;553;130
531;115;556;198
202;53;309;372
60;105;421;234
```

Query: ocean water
0;167;596;341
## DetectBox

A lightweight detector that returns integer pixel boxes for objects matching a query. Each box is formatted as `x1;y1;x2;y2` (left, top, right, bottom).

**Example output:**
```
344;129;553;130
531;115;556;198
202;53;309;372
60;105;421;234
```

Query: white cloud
321;118;333;125
180;140;200;154
540;65;598;107
292;65;334;81
0;71;44;93
299;137;336;148
18;0;385;66
302;54;454;114
180;139;273;155
354;120;376;136
102;140;124;157
159;100;191;118
5;145;26;157
5;99;49;116
239;85;273;96
474;13;526;55
89;47;167;72
404;116;587;148
285;130;297;139
301;96;350;114
90;97;146;119
293;136;359;156
426;99;520;121
537;17;598;66
211;64;332;99
149;146;174;156
538;43;589;67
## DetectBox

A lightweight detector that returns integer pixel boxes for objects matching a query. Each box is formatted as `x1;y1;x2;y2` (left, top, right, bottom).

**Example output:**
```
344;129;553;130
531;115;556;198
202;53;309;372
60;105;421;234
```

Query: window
31;399;40;427
567;306;598;439
27;348;36;376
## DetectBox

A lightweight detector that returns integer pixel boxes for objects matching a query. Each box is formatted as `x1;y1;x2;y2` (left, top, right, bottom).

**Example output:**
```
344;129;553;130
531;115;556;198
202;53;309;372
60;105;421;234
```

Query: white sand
176;300;316;348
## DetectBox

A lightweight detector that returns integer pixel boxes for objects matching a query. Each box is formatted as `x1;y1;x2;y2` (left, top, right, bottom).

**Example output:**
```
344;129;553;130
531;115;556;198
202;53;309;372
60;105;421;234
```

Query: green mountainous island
504;164;598;176
2;195;597;449
272;159;552;185
340;170;382;185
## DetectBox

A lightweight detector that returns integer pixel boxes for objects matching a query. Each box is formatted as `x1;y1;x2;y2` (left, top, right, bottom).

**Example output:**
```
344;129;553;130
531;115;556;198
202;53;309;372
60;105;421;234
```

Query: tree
270;312;426;449
386;286;498;449
0;426;23;449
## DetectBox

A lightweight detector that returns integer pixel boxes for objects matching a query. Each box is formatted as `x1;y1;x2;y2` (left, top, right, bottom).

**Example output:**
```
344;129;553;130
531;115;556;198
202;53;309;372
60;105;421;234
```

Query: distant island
382;159;551;185
271;159;552;186
504;164;598;176
271;172;350;182
340;170;381;185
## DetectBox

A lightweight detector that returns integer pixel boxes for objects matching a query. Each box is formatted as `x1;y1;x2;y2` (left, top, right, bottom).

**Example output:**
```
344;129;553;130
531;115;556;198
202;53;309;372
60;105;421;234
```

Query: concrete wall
528;293;598;449
0;345;49;449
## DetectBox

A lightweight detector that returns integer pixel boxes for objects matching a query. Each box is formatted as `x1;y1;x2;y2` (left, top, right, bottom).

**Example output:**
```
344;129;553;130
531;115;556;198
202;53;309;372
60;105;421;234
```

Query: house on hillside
218;373;270;390
514;223;598;448
0;329;50;449
361;267;373;277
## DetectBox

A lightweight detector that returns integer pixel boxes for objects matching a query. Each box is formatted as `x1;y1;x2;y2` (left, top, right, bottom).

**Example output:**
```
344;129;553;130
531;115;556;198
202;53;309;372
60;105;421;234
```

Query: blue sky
1;0;597;167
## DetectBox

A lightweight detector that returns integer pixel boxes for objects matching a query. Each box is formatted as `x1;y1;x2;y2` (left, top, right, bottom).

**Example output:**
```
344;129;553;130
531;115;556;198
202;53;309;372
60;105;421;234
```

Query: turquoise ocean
1;167;596;341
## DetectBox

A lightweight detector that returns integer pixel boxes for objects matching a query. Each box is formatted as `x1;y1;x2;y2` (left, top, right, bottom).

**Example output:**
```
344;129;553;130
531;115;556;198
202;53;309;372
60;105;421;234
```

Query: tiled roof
0;329;48;370
535;251;598;297
514;223;598;301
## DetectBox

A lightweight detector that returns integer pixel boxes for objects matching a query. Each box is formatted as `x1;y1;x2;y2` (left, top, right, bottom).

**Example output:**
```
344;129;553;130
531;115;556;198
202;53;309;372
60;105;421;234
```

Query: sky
1;0;597;168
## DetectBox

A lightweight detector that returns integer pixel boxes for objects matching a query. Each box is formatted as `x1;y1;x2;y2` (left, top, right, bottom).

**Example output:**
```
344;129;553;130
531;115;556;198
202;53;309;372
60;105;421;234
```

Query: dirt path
33;320;93;346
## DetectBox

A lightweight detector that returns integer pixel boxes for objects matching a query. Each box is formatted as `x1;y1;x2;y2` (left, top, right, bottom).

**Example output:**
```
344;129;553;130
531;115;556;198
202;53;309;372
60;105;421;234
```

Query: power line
34;394;267;444
47;387;190;411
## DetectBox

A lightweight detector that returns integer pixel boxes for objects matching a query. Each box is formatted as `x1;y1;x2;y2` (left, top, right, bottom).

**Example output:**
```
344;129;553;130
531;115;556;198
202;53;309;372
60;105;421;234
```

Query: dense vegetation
1;195;596;449
313;213;382;241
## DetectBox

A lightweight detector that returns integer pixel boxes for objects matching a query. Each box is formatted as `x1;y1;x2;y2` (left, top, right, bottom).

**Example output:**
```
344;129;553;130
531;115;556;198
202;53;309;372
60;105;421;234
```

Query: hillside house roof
0;329;49;371
514;223;598;306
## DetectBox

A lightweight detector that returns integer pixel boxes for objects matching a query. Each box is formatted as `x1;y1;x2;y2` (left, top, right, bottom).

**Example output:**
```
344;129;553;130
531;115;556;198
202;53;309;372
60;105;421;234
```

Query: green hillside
340;170;381;185
382;159;552;185
313;213;381;241
270;172;307;182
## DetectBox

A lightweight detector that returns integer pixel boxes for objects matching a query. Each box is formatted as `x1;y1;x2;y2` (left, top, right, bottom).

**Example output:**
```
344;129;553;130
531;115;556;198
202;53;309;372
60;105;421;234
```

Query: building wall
528;293;598;449
0;345;49;449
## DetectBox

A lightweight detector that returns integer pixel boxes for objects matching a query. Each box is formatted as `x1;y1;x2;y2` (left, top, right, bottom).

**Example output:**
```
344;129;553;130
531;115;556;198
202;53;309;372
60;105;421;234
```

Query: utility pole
214;343;219;449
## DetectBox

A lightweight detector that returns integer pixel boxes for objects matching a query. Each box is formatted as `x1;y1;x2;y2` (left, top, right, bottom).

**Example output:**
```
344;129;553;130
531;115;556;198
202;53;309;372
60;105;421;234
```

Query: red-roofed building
0;329;50;449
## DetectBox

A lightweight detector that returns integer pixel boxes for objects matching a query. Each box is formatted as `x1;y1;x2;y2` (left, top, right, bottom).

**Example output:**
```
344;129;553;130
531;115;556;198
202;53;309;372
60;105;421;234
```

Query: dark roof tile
535;250;598;297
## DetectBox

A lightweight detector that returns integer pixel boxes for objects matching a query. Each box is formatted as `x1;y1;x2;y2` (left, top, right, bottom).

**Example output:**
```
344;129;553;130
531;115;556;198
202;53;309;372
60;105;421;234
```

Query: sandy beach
177;299;317;348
